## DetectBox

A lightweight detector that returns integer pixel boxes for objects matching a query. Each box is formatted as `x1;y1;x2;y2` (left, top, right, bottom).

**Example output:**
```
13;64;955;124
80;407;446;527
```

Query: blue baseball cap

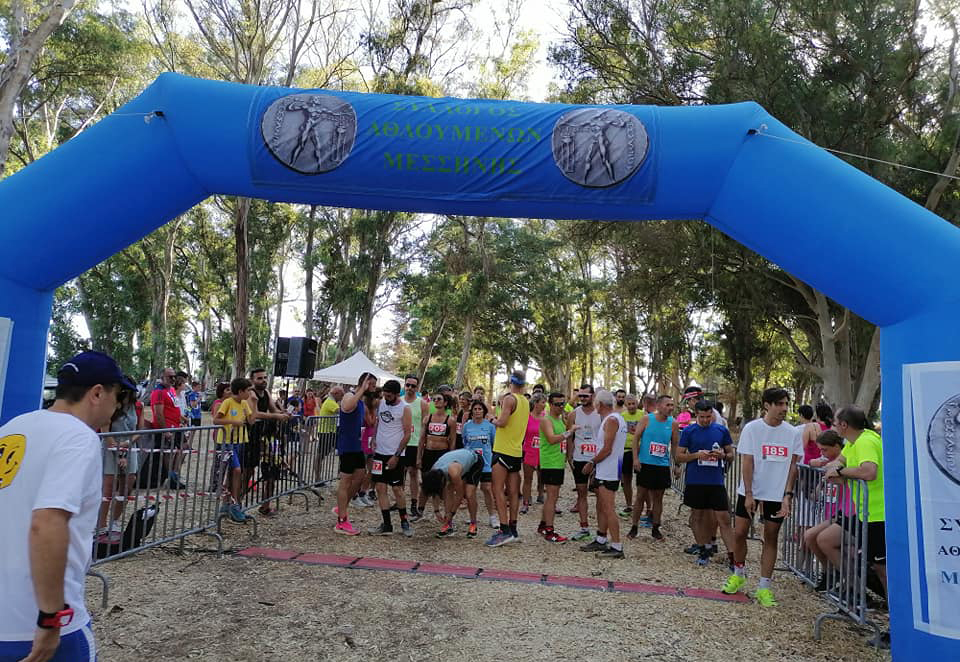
57;351;136;391
508;370;526;386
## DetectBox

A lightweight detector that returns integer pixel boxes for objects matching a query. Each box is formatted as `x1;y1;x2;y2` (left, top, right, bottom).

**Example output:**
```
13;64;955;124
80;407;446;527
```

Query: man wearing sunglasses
566;384;601;541
401;374;429;519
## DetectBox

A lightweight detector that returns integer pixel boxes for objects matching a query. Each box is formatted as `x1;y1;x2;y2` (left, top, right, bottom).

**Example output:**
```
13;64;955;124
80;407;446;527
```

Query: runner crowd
95;366;887;615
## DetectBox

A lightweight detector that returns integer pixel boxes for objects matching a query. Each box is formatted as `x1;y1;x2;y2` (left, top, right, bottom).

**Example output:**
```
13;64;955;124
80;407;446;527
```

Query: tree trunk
304;205;317;339
232;198;252;376
268;255;286;393
0;0;79;175
416;311;447;384
854;328;882;412
454;311;474;388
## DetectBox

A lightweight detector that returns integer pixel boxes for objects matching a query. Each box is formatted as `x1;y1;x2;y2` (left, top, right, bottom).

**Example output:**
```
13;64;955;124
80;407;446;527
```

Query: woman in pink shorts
521;393;547;513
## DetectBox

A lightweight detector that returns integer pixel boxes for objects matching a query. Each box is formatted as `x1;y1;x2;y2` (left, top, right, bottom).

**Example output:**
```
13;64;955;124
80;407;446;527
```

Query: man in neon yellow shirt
824;405;886;599
486;370;529;547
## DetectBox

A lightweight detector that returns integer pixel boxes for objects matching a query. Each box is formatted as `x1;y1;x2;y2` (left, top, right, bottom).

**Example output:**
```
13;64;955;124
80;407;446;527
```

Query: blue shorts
0;622;96;661
216;443;242;470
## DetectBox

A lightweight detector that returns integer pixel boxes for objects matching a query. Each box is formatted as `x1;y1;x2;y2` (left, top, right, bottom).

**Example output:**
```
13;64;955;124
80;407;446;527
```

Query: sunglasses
405;383;417;388
578;394;590;399
551;401;566;407
432;397;444;402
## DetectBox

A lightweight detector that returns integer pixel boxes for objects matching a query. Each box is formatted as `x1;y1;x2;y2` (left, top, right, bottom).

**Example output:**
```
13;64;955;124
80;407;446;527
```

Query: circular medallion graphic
927;393;960;487
260;94;357;174
551;108;648;188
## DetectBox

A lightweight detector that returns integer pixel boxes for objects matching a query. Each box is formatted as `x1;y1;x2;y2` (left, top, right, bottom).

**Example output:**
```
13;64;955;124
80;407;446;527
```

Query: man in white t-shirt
722;387;802;607
0;350;135;662
577;390;627;559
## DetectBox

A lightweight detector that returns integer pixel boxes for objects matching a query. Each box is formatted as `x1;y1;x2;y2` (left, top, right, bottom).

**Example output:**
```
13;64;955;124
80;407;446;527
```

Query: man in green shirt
538;392;577;542
824;405;886;600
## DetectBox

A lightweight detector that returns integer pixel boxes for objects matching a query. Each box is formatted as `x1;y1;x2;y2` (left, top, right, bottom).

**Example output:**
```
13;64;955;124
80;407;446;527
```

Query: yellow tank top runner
493;392;530;457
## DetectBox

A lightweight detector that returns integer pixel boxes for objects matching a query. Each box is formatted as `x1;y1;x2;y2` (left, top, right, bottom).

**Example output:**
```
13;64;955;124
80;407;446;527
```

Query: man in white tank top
566;384;602;540
369;380;414;537
578;389;627;559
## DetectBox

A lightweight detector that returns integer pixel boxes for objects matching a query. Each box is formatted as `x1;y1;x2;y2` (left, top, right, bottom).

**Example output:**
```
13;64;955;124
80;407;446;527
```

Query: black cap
57;351;136;391
382;379;402;394
682;386;704;400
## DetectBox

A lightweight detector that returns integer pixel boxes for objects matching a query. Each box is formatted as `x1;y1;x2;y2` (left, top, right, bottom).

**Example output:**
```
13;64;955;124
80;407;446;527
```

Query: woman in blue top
461;399;499;529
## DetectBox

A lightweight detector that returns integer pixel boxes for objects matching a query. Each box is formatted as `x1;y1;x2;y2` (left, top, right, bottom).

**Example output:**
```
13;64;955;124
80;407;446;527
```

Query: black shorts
338;451;366;474
480;471;492;483
683;484;729;511
541;468;565;486
371;453;404;486
421;448;446;472
572;460;592;485
636;464;671;490
595;478;620;492
492;452;522;473
242;437;261;470
621;451;634;476
735;494;784;523
403;445;419;468
865;521;886;565
463;459;484;486
190;417;202;427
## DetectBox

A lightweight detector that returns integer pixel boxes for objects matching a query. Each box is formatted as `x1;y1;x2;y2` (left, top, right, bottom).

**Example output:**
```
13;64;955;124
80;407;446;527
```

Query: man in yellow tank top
486;370;529;547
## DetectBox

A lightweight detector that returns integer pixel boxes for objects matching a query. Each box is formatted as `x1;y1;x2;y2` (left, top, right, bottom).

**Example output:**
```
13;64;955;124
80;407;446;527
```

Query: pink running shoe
334;519;359;535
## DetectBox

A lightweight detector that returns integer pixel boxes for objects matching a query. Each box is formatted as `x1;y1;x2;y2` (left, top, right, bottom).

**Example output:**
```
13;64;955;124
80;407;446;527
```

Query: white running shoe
359;494;377;507
489;514;500;529
350;496;367;508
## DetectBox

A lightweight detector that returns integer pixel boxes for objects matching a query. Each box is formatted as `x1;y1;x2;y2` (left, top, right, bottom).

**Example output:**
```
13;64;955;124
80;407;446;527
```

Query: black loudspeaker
273;337;290;377
280;336;317;378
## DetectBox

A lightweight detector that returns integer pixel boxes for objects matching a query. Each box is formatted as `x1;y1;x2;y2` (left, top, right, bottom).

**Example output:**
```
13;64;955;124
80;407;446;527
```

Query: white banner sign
904;362;960;640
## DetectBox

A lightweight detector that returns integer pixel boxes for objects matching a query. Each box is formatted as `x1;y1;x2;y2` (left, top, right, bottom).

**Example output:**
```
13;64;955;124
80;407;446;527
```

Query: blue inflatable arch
1;73;959;657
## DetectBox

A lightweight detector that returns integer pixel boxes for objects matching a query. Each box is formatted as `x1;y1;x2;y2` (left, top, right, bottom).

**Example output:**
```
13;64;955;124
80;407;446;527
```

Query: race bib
371;459;383;475
428;422;446;436
456;422;463;435
468;434;489;445
825;484;839;504
698;457;719;467
761;445;789;462
580;442;597;455
531;438;540;449
561;440;567;454
649;443;668;458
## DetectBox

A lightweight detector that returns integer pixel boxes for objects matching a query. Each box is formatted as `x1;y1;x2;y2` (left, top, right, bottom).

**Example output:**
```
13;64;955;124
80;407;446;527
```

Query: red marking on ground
681;587;750;603
352;557;418;571
477;569;544;583
236;547;299;561
295;553;359;567
611;581;680;595
416;563;480;578
235;548;752;605
545;575;610;591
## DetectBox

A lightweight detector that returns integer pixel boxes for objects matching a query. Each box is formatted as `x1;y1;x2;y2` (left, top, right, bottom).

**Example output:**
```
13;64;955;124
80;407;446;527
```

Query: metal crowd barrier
92;425;231;566
779;464;882;644
228;415;339;527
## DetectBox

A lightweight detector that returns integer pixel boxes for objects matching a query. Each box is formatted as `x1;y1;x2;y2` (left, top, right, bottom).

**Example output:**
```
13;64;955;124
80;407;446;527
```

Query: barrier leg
202;530;225;558
87;569;110;609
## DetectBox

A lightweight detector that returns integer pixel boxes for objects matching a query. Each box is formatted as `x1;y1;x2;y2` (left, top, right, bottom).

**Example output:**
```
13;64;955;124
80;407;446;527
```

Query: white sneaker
489;514;500;529
350;496;367;508
359;494;377;507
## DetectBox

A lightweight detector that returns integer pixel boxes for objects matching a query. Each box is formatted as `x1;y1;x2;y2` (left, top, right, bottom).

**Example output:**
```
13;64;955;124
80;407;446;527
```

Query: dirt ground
86;484;890;662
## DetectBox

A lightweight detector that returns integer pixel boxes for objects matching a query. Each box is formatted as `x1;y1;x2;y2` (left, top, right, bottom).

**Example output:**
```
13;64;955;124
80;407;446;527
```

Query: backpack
94;505;158;560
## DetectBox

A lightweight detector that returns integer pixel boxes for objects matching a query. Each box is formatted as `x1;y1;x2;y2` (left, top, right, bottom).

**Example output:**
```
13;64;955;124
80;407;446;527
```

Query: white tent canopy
312;351;402;385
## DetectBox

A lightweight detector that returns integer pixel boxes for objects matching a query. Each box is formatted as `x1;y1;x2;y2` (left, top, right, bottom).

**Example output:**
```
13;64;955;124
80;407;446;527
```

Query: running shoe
755;588;778;607
651;526;665;541
108;520;123;534
617;506;633;518
229;504;247;523
544;530;567;543
598;547;625;559
579;539;608;552
368;523;394;535
167;471;187;490
683;543;703;555
401;520;414;538
695;556;710;567
466;523;478;538
568;503;580;513
626;525;639;539
489;514;500;529
436;523;454;538
359;494;377;507
257;506;278;518
334;519;360;535
519;502;529;515
350;496;367;508
571;529;593;542
536;522;547;535
409;510;423;523
535;495;544;504
485;531;515;547
555;506;563;514
722;574;747;595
